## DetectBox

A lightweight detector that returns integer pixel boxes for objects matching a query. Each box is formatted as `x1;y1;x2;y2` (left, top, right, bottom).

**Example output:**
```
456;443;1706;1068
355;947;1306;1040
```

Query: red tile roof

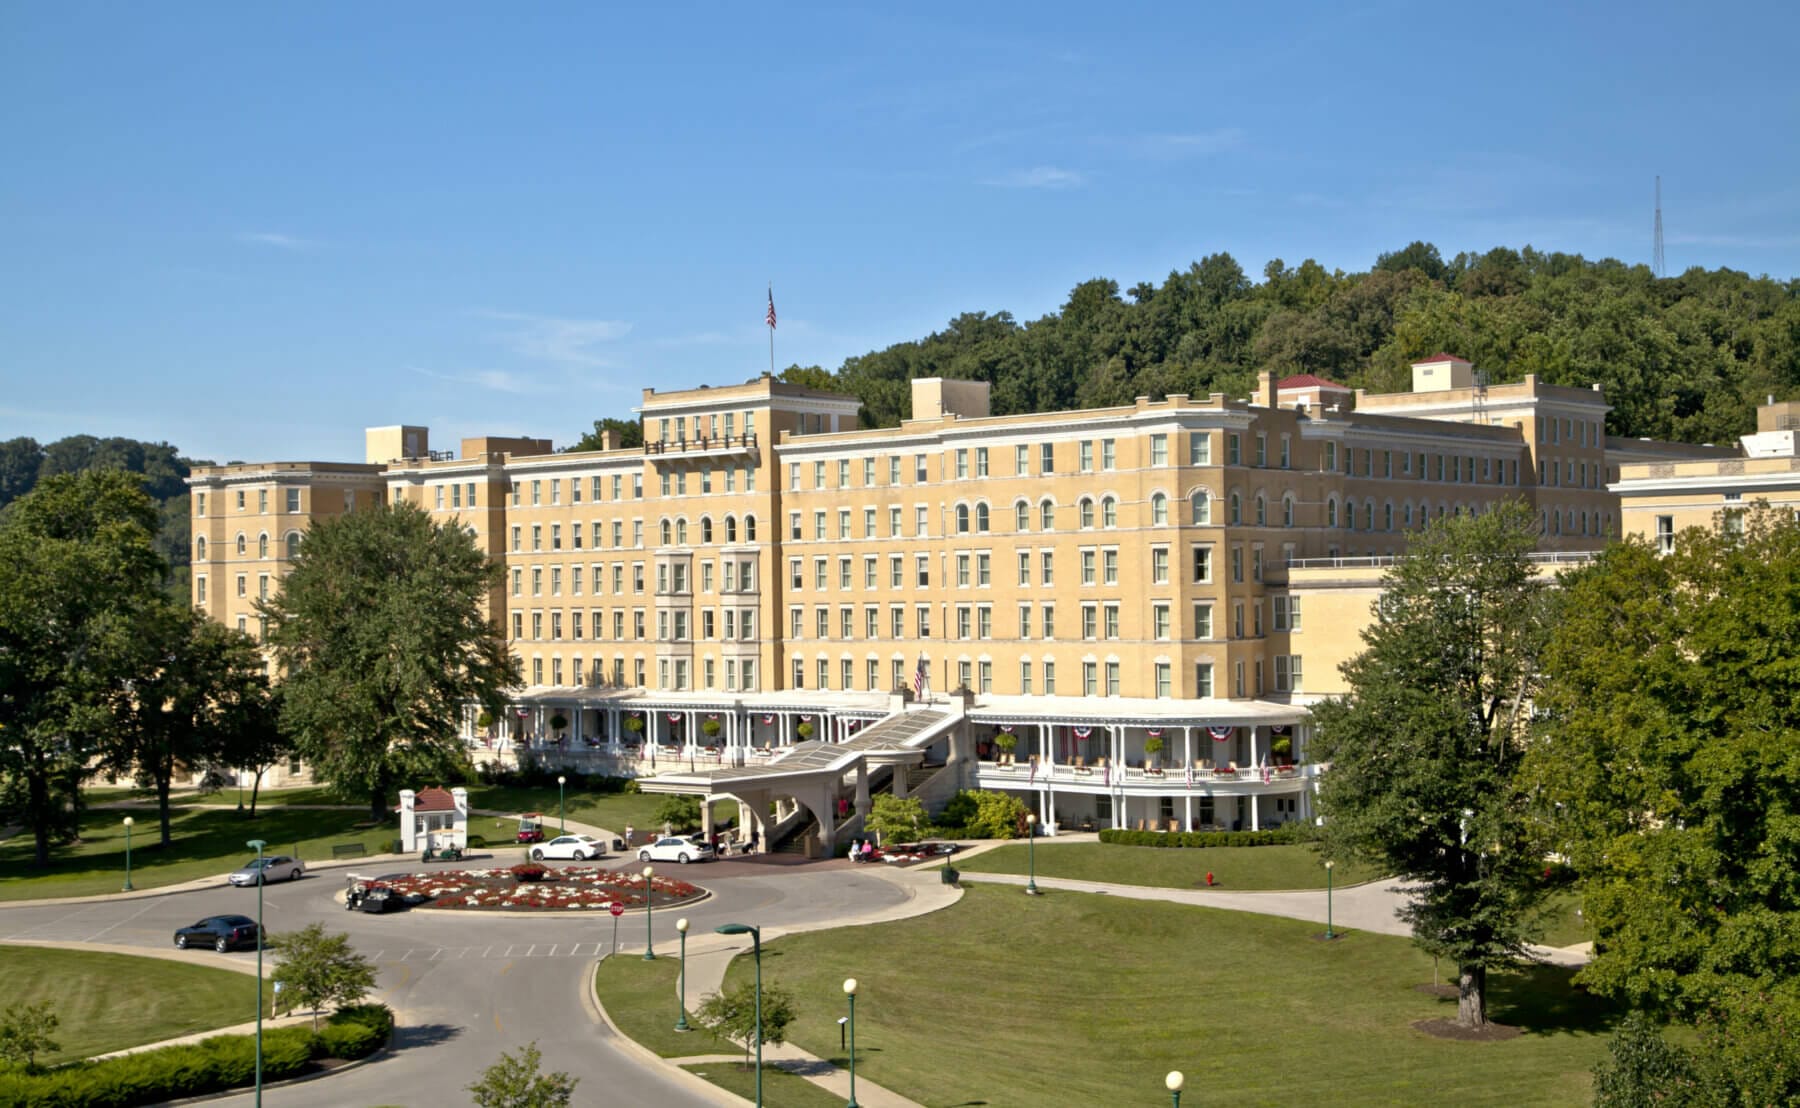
1277;374;1350;390
412;787;457;813
1417;353;1471;364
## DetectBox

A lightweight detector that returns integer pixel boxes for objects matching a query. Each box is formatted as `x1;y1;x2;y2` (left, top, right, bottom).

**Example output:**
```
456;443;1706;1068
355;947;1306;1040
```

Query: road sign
609;901;624;917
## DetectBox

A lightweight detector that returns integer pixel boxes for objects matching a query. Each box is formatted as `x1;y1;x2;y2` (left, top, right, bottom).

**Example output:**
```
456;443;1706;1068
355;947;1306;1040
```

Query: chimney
600;430;615;451
1258;371;1277;409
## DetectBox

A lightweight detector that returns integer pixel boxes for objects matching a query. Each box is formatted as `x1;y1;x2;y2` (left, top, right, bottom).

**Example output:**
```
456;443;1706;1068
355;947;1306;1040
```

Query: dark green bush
0;1005;392;1107
1096;825;1311;848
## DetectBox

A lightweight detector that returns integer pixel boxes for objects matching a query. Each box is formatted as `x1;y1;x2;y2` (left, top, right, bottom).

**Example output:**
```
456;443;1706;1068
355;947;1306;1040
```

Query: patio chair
1167;819;1181;833
1134;819;1146;831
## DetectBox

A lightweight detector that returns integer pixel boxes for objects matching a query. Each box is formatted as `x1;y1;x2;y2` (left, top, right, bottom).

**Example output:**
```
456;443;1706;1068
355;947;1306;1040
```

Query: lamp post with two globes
715;922;763;1107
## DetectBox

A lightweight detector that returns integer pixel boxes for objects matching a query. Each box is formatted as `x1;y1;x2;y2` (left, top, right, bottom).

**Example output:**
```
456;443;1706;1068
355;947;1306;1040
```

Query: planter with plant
549;712;568;741
701;717;722;741
993;732;1017;766
624;715;645;741
475;709;494;734
1271;734;1293;764
1144;735;1165;770
796;720;815;740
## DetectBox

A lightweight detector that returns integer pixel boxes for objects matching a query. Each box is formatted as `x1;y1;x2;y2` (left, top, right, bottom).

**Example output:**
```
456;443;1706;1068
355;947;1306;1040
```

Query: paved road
0;857;916;1107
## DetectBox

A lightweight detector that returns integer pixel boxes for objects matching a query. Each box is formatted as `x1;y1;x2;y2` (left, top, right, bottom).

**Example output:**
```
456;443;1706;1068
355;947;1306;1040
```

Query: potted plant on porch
1270;732;1293;765
624;714;645;745
701;717;722;741
796;719;815;740
549;712;568;744
993;731;1018;767
1143;735;1165;772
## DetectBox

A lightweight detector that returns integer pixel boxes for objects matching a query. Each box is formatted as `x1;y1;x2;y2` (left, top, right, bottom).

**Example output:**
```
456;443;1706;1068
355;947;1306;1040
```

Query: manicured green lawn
0;805;397;901
682;1062;846;1107
0;945;264;1061
716;884;1622;1107
465;786;671;840
1538;890;1592;949
594;954;738;1059
955;841;1382;890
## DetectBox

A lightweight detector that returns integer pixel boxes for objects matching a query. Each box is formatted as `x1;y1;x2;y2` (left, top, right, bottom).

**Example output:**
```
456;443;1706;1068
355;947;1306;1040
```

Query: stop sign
608;901;624;917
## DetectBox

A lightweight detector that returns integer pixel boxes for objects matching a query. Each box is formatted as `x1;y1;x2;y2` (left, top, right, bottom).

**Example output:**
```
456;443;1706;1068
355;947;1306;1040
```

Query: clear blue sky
5;2;1798;463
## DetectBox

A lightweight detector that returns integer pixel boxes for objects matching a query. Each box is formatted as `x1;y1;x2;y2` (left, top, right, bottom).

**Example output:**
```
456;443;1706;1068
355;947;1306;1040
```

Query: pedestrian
624;823;634;847
748;828;760;854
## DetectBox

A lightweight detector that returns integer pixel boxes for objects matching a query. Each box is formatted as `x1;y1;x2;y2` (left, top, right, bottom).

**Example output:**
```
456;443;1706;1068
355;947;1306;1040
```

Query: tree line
749;244;1799;448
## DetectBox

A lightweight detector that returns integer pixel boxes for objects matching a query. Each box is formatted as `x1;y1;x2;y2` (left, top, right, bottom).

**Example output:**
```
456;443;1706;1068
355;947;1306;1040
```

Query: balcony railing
975;760;1314;787
644;433;759;456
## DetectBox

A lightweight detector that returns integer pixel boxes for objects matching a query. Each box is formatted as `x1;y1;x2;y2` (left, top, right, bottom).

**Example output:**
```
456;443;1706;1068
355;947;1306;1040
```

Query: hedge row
0;1004;392;1107
1098;825;1314;848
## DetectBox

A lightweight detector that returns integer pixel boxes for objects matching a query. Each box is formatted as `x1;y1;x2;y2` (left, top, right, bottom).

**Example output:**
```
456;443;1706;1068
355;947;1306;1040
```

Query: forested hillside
798;243;1800;447
0;436;207;595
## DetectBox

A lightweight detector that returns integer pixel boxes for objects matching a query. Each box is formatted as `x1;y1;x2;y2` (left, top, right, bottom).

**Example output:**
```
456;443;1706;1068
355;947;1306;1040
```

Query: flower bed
373;866;705;912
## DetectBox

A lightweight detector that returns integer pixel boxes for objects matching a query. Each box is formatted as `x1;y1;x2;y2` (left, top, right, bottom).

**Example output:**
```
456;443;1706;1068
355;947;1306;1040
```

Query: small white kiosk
398;786;469;853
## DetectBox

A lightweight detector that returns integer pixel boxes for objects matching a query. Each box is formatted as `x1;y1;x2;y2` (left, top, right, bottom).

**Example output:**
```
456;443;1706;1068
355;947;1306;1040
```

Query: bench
331;842;368;860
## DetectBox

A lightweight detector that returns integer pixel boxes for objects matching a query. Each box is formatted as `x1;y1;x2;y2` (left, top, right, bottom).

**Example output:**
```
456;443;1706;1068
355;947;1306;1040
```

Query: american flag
765;288;777;330
912;655;926;699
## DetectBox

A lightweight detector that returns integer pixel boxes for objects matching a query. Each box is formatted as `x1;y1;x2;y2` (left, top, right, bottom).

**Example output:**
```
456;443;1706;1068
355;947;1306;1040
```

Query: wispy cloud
1117;128;1246;157
477;311;633;367
982;166;1086;190
235;231;319;251
409;366;545;394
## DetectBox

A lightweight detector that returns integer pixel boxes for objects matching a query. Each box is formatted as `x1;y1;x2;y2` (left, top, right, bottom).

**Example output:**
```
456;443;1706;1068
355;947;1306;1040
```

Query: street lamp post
247;837;268;1107
1324;859;1336;940
843;977;860;1108
715;923;763;1108
1024;812;1039;895
1166;1070;1185;1107
557;775;567;834
642;865;657;960
237;770;244;812
122;816;135;892
675;918;691;1031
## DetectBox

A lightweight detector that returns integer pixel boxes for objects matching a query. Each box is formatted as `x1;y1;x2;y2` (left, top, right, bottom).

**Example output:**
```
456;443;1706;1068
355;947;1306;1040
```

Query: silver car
228;855;305;886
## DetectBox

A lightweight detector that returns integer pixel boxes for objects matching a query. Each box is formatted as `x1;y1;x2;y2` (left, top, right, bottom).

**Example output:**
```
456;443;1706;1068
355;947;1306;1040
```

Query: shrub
510;862;548;882
939;790;1027;839
315;1019;383;1060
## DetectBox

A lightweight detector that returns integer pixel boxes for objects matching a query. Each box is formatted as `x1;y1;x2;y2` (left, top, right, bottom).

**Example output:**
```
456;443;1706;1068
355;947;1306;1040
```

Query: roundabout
352;862;709;912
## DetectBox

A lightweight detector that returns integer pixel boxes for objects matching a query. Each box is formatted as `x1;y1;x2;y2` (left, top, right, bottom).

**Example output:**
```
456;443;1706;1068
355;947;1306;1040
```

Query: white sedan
528;834;607;862
636;835;715;864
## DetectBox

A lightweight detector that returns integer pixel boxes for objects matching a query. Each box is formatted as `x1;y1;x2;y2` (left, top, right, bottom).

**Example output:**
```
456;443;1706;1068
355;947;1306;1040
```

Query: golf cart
345;877;402;914
516;814;546;844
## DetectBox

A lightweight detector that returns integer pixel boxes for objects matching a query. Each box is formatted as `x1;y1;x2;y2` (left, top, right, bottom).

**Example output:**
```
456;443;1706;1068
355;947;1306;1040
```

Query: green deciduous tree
259;502;518;820
0;471;166;866
1310;501;1553;1029
695;980;796;1068
865;794;928;843
100;603;273;845
271;923;379;1031
652;794;700;833
565;417;642;453
1525;508;1800;1081
938;789;1028;839
467;1041;578;1108
0;1001;60;1073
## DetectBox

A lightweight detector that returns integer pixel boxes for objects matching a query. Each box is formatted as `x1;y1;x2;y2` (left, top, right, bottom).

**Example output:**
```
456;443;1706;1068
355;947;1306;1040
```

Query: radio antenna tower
1653;176;1665;278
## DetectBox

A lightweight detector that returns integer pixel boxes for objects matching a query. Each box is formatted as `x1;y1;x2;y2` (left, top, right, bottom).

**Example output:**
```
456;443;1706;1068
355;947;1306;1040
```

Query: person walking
624;823;635;848
748;827;760;854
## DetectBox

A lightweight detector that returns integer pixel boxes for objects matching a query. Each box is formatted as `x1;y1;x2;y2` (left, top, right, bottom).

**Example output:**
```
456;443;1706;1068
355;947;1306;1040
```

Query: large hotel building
189;357;1780;848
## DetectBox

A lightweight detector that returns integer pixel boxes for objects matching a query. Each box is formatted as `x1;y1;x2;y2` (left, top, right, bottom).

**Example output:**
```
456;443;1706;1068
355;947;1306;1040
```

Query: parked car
228;855;304;886
174;915;264;952
529;834;607;862
637;835;715;864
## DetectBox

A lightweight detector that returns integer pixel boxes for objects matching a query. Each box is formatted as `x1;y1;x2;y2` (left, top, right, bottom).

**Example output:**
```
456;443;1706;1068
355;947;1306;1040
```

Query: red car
516;814;546;844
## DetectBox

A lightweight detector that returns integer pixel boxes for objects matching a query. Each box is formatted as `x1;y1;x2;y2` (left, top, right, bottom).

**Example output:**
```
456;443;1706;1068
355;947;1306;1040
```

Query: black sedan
174;914;264;952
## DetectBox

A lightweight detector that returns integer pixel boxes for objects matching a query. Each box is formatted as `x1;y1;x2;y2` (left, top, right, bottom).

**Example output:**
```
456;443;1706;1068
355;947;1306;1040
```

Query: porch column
701;800;715;839
1117;791;1127;831
1046;784;1057;836
1250;726;1261;771
1182;792;1193;832
1182;727;1193;776
893;764;909;799
1251;793;1261;831
854;761;870;819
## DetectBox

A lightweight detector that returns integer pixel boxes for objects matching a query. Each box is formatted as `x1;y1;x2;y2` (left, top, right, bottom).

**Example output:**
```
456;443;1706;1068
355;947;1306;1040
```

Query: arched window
745;515;757;542
235;533;247;556
676;518;688;544
1150;493;1168;526
1015;501;1030;531
1282;496;1295;528
1345;500;1357;531
1326;498;1338;528
725;516;738;543
1254;495;1266;527
1229;493;1241;525
1040;500;1055;531
660;520;673;545
1363;501;1374;530
285;531;301;559
1191;491;1211;525
701;517;713;544
975;503;990;532
1404;503;1414;529
1383;502;1393;531
1101;497;1117;528
955;505;970;534
196;536;207;560
1078;498;1095;529
258;533;269;558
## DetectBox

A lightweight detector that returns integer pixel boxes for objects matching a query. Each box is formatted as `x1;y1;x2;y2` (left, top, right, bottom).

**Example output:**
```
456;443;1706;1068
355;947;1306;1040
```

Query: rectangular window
1153;604;1170;639
976;553;990;586
954;449;968;479
1151;547;1169;584
1192;546;1212;583
1042;604;1055;640
1190;434;1211;466
1275;655;1304;693
889;456;901;484
1150;434;1168;466
1155;663;1171;698
1016;444;1030;474
1018;604;1031;638
1020;660;1033;695
1040;442;1054;473
1227;434;1241;465
916;453;928;482
917;555;929;587
1082;604;1097;639
1083;661;1098;696
1043;660;1056;694
1103;604;1120;639
917;606;931;638
1324;441;1337;471
1105;662;1120;696
1041;551;1054;585
1101;439;1115;470
1079;441;1094;472
1255;433;1267;467
814;560;827;590
1080;549;1096;585
1017;551;1031;586
1103;549;1118;584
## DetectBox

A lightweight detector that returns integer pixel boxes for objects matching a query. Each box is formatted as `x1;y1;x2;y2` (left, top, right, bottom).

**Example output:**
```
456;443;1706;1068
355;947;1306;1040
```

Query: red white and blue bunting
1145;728;1164;738
761;714;775;725
667;712;682;724
1073;726;1094;739
1000;724;1016;733
1208;725;1235;742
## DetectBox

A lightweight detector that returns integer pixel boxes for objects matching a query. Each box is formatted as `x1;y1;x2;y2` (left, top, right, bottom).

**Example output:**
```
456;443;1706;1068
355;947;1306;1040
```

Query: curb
586;957;751;1108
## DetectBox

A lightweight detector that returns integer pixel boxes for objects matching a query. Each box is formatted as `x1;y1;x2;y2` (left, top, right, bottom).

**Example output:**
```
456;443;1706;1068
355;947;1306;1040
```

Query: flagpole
767;282;775;376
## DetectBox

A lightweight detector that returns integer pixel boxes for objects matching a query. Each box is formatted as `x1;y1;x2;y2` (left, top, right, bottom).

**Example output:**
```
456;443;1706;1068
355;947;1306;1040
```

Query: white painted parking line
483;945;493;958
524;944;536;957
547;944;558;957
457;947;471;959
430;948;446;960
505;945;517;957
401;949;417;960
370;950;386;961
